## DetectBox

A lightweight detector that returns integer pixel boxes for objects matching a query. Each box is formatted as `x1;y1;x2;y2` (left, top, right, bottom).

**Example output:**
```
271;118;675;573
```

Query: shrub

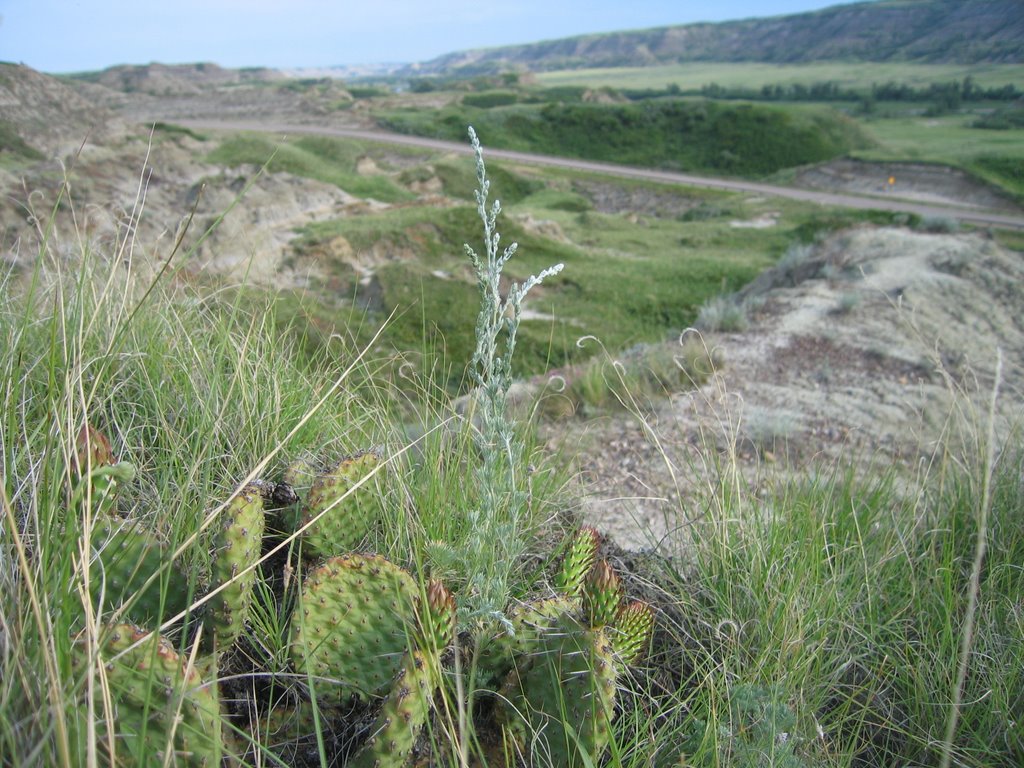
916;215;960;234
462;90;519;108
459;126;563;622
696;295;749;332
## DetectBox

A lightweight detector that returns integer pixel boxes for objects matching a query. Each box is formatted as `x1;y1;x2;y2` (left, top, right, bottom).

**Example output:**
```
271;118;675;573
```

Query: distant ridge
403;0;1024;76
68;62;284;96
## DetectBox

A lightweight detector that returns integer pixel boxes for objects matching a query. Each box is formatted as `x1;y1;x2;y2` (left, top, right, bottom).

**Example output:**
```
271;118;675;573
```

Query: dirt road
176;119;1024;230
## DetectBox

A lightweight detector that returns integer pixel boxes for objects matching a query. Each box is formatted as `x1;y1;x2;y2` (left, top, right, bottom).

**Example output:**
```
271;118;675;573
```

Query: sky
1;0;864;74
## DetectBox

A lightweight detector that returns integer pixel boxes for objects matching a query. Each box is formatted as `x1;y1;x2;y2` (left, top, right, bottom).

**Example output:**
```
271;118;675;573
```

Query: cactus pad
88;516;192;627
206;482;267;652
300;451;383;558
612;600;654;666
290;554;418;701
351;649;438;768
71;623;220;767
499;613;617;768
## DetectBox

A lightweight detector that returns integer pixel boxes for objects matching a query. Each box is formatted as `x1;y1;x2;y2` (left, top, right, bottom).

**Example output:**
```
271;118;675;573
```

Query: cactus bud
583;559;622;629
74;424;115;477
613;600;654;666
555;526;600;599
420;579;456;652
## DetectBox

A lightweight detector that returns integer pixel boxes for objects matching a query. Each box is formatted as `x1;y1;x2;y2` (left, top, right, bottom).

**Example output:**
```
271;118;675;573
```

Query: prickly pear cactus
88;516;192;626
206;482;267;652
500;612;619;768
299;451;383;558
493;553;655;767
289;553;418;701
71;623;220;767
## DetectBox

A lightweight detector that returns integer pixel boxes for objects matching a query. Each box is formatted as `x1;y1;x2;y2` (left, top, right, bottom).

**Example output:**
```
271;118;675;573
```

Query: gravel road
174;119;1024;230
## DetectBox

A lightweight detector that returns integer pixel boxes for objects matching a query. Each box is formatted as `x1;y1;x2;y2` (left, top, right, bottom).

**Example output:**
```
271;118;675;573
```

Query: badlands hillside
2;61;1022;549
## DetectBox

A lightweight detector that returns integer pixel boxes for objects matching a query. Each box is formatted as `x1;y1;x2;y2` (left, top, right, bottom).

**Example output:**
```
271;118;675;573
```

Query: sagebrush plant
696;294;749;332
460;126;563;624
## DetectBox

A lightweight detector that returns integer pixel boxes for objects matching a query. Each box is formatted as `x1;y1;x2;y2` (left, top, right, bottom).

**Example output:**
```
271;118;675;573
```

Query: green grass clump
696;294;750;332
657;451;1024;767
379;99;870;177
461;90;519;108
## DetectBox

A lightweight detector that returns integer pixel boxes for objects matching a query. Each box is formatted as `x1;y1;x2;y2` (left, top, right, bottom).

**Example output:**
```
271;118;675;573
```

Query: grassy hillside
206;133;416;203
205;132;911;392
379;100;870;177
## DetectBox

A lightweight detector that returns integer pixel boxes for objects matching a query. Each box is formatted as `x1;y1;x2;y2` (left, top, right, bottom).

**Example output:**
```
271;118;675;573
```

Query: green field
369;64;1024;201
534;62;1024;92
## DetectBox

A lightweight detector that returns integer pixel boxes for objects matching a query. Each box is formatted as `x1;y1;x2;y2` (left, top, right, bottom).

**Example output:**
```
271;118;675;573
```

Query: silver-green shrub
462;127;563;625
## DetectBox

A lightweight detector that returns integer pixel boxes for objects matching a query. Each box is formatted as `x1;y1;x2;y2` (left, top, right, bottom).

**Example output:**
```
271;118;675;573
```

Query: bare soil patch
794;158;1021;212
554;226;1024;549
